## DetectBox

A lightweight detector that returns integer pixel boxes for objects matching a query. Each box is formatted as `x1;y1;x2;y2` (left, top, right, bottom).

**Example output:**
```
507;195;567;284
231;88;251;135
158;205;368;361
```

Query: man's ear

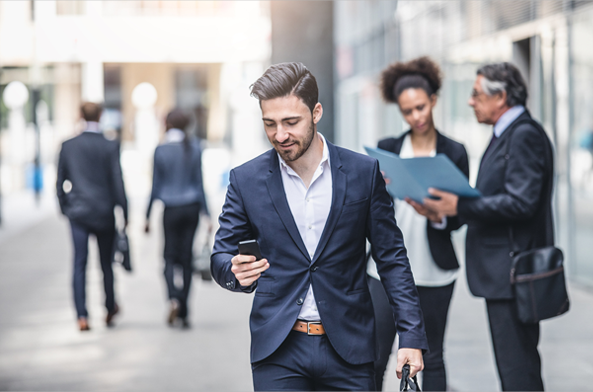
313;102;323;124
496;90;508;109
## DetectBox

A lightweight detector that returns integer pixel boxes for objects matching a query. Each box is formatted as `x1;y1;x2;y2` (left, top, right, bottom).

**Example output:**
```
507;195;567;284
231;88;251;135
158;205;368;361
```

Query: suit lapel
435;130;448;155
312;142;346;265
265;152;311;262
476;111;531;186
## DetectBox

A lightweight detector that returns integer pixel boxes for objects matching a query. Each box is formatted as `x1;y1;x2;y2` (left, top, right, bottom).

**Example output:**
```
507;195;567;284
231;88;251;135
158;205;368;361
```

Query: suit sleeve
111;142;128;222
366;160;428;351
146;149;160;219
458;125;546;223
211;169;256;293
56;145;68;215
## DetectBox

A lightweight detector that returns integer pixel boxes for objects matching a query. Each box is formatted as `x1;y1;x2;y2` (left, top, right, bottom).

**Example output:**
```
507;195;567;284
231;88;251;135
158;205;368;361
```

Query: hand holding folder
364;146;481;203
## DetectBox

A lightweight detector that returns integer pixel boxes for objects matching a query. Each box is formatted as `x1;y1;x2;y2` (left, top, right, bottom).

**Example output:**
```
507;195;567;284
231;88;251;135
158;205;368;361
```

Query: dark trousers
486;299;544;391
163;202;200;319
70;221;116;318
252;330;375;391
369;276;455;391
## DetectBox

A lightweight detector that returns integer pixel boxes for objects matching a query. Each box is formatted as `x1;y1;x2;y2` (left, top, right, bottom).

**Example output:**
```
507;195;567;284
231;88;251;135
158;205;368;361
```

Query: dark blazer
377;131;469;270
457;111;554;299
57;132;128;231
211;141;428;364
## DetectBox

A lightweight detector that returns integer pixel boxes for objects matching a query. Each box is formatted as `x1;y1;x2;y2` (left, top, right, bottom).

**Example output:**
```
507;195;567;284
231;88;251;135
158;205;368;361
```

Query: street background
1;1;593;391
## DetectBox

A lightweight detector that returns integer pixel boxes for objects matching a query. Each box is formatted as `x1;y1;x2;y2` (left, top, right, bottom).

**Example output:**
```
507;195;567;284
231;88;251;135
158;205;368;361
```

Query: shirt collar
278;133;330;173
165;128;185;143
493;105;525;138
84;121;101;133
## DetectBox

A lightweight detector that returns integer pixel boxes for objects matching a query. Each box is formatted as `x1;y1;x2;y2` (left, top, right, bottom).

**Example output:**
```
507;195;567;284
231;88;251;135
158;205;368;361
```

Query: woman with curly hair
367;57;469;391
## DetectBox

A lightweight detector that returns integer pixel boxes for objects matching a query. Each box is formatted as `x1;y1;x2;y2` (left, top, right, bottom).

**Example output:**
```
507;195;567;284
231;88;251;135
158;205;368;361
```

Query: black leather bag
510;244;569;324
399;364;421;391
113;229;132;272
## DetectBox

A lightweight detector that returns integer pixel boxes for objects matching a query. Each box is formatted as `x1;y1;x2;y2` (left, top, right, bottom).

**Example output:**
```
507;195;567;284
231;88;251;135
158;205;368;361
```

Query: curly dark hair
380;56;443;103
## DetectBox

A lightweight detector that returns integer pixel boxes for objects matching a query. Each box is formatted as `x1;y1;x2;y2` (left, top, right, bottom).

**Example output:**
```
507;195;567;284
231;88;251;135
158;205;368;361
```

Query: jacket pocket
255;276;275;297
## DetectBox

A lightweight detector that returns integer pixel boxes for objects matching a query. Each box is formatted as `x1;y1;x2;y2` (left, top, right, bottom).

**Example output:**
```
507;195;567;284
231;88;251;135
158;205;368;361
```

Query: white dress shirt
164;128;185;143
84;121;101;133
278;133;331;321
367;134;458;286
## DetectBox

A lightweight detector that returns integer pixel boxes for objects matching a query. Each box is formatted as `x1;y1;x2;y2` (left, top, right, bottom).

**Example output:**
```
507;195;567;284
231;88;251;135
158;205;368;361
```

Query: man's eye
264;122;275;127
417;105;425;111
403;111;412;116
287;121;297;126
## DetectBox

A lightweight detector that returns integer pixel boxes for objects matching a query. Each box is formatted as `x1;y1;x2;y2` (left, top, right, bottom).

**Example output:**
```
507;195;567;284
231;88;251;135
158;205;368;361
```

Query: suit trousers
486;299;544;391
162;202;200;319
70;220;116;318
252;329;375;391
369;276;455;391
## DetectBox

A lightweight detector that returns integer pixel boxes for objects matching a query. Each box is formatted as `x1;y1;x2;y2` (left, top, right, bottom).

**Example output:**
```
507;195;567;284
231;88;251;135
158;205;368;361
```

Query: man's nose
468;97;475;107
275;126;289;143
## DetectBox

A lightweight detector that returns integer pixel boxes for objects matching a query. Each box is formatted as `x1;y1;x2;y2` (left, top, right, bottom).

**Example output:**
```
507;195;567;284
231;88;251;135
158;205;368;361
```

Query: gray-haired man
422;63;554;391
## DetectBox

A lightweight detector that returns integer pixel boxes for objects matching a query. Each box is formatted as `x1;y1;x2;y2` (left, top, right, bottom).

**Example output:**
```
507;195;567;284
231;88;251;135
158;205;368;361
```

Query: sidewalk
0;195;591;390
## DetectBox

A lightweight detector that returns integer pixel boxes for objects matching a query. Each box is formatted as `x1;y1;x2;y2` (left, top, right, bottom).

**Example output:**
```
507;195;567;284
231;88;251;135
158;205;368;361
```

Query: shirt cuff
430;216;447;230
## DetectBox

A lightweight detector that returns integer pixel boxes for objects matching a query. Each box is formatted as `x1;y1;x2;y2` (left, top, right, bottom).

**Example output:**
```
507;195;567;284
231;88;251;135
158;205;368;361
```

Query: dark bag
510;243;569;324
113;229;132;272
194;240;212;281
399;364;421;391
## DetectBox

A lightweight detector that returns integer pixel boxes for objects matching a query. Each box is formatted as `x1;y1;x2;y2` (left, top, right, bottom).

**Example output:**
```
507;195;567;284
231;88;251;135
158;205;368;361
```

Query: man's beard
274;121;315;162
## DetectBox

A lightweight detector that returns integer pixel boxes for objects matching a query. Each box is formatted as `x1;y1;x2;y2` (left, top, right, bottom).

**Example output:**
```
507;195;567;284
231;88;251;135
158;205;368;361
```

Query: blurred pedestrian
369;57;469;391
423;62;554;391
56;102;128;331
145;109;209;328
211;62;428;391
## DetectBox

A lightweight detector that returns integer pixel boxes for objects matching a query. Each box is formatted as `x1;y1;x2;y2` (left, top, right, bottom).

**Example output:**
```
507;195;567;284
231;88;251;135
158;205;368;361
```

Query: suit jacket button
311;266;318;272
296;298;304;305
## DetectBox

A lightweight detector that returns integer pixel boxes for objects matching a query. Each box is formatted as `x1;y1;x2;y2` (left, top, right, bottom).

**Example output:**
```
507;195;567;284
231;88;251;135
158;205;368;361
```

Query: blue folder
364;146;481;203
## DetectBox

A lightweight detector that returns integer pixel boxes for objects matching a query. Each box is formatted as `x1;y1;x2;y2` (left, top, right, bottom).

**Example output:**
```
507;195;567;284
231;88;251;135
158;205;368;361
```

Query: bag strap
502;117;553;257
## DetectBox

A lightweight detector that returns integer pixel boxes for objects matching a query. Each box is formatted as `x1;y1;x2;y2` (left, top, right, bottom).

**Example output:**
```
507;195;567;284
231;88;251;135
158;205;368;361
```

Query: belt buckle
307;321;321;335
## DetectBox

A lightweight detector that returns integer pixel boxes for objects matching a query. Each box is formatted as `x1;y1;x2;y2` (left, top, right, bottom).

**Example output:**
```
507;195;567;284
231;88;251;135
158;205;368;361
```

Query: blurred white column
81;61;104;103
131;82;159;156
3;82;29;166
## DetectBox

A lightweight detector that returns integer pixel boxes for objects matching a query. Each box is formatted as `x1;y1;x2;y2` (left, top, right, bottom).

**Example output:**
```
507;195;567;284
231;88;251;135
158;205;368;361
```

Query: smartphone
238;239;263;261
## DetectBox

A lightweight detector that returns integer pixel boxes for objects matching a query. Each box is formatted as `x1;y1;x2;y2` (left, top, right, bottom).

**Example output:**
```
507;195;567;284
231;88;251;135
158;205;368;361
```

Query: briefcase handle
400;364;421;391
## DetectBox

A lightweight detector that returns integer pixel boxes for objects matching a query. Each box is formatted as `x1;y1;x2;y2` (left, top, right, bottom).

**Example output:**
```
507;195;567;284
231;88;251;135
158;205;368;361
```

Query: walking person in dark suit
145;109;209;328
211;62;428;391
423;63;554;391
369;57;469;391
56;102;128;331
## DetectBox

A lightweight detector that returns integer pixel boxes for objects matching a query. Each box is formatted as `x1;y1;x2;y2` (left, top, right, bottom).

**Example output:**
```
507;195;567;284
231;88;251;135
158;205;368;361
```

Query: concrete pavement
0;193;592;391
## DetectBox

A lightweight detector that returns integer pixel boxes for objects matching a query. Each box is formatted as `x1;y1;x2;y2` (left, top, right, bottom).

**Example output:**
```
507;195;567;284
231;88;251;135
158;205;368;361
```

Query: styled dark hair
477;62;528;107
380;56;443;103
80;102;103;122
250;62;318;113
166;108;190;130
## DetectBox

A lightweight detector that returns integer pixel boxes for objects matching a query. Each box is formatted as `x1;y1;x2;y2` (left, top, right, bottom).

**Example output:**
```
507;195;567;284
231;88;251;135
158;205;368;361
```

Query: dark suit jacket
211;141;428;364
458;111;554;299
378;131;469;270
56;132;128;231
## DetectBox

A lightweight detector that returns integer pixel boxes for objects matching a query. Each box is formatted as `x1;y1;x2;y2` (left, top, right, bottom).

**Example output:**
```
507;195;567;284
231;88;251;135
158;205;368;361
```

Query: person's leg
96;228;117;314
315;334;375;391
367;275;396;391
252;331;314;391
417;282;455;391
486;299;544;391
163;206;182;304
70;221;90;319
177;203;200;321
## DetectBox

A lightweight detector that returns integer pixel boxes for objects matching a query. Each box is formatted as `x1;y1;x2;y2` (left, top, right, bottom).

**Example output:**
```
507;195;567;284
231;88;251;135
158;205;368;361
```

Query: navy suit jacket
211;140;428;364
458;111;555;299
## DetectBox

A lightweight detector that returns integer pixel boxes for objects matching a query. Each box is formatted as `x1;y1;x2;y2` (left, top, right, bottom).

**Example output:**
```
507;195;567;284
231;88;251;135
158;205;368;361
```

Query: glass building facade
334;0;593;287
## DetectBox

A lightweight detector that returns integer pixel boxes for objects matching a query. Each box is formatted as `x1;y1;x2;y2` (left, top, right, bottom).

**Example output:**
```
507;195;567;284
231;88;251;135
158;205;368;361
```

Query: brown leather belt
292;320;326;335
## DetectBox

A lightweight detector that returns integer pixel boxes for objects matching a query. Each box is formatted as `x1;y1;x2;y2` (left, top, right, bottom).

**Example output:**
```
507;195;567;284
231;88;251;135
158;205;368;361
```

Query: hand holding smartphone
232;240;269;287
238;239;263;261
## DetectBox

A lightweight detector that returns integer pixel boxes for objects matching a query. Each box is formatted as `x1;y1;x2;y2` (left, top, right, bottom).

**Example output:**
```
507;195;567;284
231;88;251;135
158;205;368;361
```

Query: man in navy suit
211;62;428;391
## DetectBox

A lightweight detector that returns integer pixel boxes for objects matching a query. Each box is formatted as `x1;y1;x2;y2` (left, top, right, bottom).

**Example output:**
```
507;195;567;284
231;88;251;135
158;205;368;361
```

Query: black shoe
106;303;120;327
167;300;179;326
181;318;190;329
